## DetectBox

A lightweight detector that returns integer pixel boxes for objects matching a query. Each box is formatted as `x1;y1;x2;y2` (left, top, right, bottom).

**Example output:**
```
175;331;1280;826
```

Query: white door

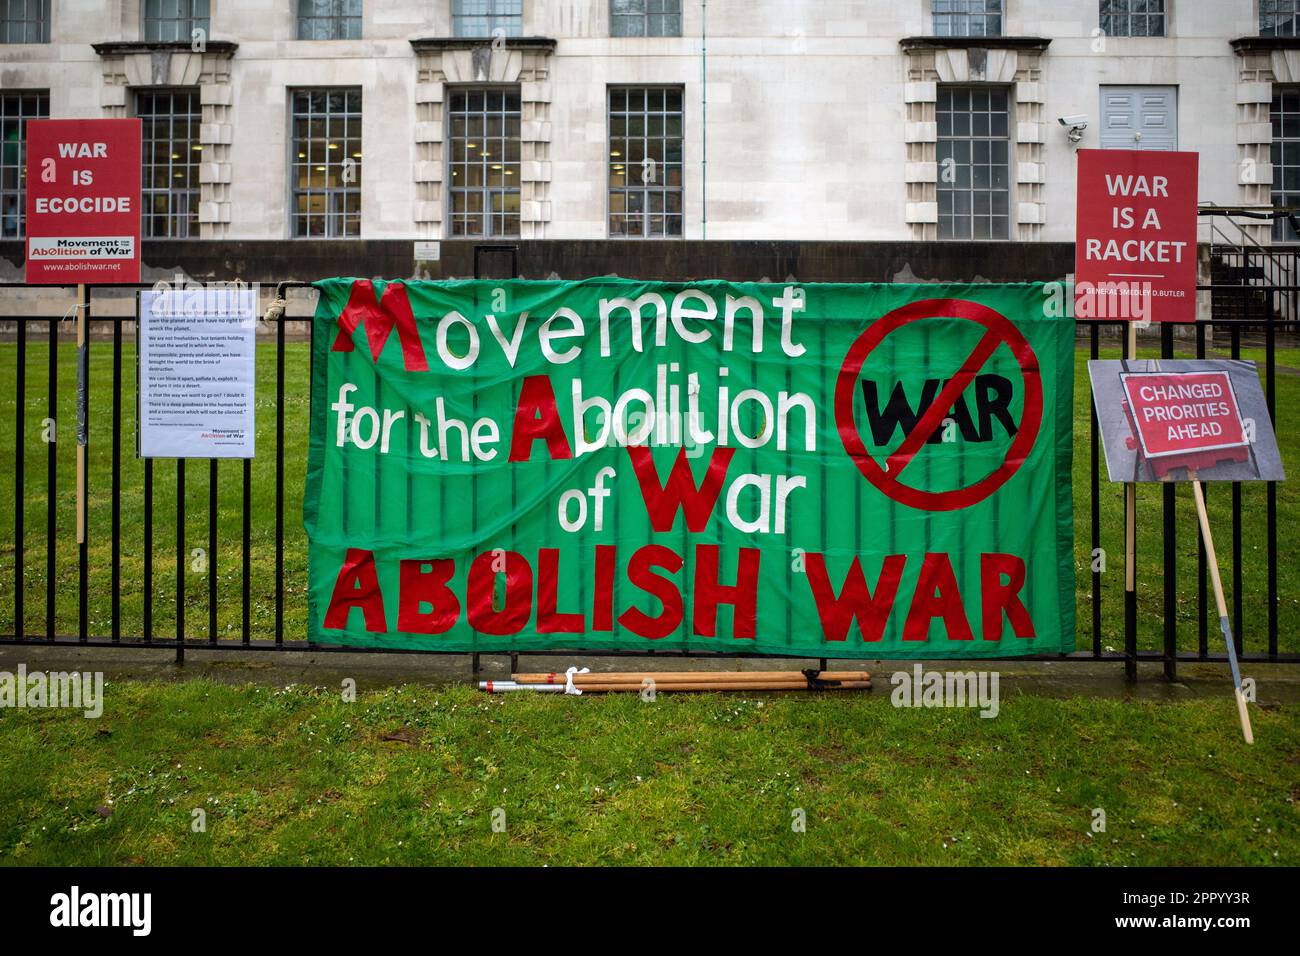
1100;86;1178;150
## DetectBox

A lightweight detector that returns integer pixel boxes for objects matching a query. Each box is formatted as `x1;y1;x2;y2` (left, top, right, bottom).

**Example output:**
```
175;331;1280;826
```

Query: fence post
76;283;89;644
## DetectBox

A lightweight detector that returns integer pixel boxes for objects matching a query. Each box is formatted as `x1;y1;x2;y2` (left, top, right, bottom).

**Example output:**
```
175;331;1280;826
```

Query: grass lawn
0;680;1296;866
0;336;1297;868
0;338;1295;655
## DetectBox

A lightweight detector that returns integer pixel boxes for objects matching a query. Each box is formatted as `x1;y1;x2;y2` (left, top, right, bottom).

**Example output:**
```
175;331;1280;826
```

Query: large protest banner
305;279;1075;658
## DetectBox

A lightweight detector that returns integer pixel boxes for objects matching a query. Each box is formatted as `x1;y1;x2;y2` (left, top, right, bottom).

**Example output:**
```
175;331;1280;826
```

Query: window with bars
609;87;683;238
1100;0;1166;37
1272;87;1300;241
933;0;1002;37
453;0;522;38
448;88;521;238
1262;0;1300;37
936;86;1011;240
290;89;362;238
138;90;201;239
611;0;681;37
298;0;362;40
0;91;47;238
1;0;50;42
143;0;210;42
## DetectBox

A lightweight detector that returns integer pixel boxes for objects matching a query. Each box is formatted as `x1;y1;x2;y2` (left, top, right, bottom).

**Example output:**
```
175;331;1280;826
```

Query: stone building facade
0;1;1293;267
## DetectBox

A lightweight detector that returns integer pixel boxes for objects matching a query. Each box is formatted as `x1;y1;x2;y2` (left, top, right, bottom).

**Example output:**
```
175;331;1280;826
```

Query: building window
1272;87;1300;240
453;0;522;38
1100;0;1166;37
143;0;210;42
933;0;1002;38
608;87;683;238
448;89;520;237
138;90;201;239
611;0;681;37
937;86;1010;240
1;0;50;43
1262;0;1300;37
0;91;47;238
290;89;361;238
297;0;362;40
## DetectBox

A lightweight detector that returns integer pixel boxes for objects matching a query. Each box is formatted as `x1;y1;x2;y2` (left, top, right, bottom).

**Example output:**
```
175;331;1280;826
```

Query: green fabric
305;278;1075;658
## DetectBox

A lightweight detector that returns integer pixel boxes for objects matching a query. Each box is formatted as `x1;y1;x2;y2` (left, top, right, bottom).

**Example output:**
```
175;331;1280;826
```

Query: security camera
1059;115;1088;144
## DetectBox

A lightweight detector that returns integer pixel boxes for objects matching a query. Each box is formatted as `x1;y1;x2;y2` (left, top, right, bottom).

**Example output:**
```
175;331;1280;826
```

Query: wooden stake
1191;479;1254;744
569;681;872;693
512;670;870;685
75;283;88;546
483;679;872;694
1124;322;1138;678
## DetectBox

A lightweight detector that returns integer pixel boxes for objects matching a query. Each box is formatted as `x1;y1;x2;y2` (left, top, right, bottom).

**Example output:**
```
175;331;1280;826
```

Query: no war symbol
835;299;1043;512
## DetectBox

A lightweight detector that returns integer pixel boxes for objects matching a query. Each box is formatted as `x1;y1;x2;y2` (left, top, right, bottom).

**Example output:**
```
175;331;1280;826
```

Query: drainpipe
701;0;707;240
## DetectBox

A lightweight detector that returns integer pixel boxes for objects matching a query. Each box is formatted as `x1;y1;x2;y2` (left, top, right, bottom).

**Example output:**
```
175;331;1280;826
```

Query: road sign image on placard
1088;359;1284;483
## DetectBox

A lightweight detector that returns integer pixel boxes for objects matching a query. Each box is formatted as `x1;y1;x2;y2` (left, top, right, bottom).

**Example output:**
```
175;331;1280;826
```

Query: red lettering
981;553;1035;641
537;548;584;633
332;279;429;371
692;544;759;639
627;446;735;532
323;548;388;632
903;553;973;642
805;552;905;642
618;545;683;639
508;375;573;462
397;558;459;634
466;550;533;635
593;544;616;632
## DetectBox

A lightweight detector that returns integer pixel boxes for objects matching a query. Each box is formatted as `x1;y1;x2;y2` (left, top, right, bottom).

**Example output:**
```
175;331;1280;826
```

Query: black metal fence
0;264;1295;679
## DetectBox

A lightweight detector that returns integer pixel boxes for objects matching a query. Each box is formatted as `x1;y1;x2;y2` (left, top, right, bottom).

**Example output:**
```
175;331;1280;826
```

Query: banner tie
564;666;590;696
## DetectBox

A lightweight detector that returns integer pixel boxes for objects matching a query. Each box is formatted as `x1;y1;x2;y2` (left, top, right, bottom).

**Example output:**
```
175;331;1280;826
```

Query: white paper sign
139;288;257;458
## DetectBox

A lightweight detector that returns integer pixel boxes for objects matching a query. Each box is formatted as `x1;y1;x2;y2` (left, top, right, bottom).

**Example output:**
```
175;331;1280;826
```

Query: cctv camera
1059;115;1088;145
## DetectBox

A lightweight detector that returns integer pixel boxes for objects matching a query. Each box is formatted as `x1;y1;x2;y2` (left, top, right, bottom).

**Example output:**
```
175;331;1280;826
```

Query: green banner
305;279;1075;658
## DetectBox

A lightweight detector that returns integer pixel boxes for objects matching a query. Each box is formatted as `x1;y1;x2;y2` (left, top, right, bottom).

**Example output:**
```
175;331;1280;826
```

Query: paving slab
2;644;1298;703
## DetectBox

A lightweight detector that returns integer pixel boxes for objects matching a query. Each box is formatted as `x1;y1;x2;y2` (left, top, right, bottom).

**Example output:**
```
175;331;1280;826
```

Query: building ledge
1230;36;1300;54
91;40;238;57
1;238;1077;285
410;36;557;53
899;36;1052;52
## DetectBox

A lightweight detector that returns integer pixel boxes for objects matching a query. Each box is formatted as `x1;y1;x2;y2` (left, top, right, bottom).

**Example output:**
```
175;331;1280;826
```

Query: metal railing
0;263;1294;679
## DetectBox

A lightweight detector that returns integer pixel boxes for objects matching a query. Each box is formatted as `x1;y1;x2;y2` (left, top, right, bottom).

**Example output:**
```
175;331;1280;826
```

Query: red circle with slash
834;298;1043;512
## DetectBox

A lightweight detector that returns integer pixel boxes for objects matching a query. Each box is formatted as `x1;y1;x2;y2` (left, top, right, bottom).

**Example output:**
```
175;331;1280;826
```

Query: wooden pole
482;679;872;694
75;283;88;546
1191;480;1254;744
512;670;870;685
1124;322;1138;679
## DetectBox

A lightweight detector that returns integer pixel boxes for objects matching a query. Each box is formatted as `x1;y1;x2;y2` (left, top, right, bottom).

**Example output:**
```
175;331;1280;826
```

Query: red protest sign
1074;148;1198;323
1120;370;1249;477
24;118;142;285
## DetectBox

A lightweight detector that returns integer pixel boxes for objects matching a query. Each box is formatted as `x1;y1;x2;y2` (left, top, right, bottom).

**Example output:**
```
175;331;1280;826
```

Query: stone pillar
93;42;238;239
900;38;1050;242
411;38;556;240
